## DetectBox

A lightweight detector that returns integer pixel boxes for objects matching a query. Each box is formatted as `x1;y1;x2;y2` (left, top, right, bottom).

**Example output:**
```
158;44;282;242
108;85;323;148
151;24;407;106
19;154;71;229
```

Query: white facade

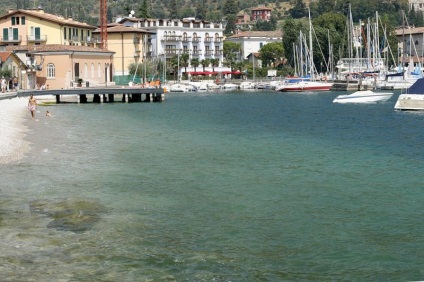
225;31;282;60
410;0;424;12
119;17;225;68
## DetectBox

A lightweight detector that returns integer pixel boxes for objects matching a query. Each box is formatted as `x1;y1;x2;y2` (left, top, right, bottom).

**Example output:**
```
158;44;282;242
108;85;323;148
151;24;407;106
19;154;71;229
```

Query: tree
254;17;277;31
169;0;178;18
223;0;238;35
191;58;200;71
223;41;241;70
210;58;219;72
138;0;151;18
289;0;307;19
180;53;190;74
260;42;284;68
282;17;304;67
201;58;210;71
196;2;207;20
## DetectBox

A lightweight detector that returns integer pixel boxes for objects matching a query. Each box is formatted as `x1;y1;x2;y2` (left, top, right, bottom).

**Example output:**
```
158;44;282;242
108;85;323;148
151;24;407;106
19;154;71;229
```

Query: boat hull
333;90;393;104
394;94;424;110
277;82;333;92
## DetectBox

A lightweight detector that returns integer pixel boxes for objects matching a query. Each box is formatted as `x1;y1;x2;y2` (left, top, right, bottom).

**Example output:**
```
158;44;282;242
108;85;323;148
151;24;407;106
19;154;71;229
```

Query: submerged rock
29;199;107;233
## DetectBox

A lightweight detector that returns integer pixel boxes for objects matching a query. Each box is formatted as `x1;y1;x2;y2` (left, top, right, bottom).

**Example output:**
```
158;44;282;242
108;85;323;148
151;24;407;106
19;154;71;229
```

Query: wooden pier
17;87;165;103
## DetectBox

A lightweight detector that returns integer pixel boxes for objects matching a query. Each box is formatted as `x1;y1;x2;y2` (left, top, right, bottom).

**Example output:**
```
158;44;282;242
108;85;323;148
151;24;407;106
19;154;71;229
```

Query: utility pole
100;0;107;50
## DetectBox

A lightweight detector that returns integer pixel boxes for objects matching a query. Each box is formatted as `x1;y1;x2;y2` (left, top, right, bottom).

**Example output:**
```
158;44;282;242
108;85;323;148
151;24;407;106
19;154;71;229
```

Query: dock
17;87;165;103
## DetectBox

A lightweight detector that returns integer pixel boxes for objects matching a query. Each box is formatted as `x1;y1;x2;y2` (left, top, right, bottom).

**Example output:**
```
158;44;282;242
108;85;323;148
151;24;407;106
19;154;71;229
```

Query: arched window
47;63;55;78
98;63;101;77
415;40;419;45
84;63;88;78
91;63;95;78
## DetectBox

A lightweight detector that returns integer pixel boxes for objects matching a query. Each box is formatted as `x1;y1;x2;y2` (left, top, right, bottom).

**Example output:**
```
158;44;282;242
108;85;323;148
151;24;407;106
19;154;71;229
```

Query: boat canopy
407;78;424;94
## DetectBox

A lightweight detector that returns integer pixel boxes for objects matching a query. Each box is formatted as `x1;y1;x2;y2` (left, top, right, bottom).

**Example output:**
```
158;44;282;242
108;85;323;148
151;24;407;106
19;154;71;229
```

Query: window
84;63;88;78
47;63;55;78
91;63;95;78
21;17;25;25
64;27;67;40
98;63;101;77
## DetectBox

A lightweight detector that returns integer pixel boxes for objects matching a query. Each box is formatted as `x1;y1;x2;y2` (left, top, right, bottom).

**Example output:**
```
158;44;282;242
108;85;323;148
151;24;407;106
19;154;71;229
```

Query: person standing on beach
28;94;37;119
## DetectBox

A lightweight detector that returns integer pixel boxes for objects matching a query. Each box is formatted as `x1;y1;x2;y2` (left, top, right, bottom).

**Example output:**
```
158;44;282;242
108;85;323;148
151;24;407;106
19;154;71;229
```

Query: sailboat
394;78;424;110
276;10;333;92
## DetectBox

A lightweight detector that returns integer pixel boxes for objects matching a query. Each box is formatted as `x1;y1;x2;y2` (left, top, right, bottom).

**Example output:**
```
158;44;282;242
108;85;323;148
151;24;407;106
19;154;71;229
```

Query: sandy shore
0;96;31;164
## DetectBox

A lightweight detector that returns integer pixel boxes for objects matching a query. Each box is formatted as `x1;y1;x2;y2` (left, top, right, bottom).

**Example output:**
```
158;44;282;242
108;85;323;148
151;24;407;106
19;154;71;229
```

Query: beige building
395;26;424;64
0;8;97;47
0;51;26;89
410;0;424;12
7;44;114;90
92;23;154;79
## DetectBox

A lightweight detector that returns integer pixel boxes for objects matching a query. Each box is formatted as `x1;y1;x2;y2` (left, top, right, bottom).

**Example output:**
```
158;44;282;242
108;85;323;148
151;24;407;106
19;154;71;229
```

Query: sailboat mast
309;8;314;81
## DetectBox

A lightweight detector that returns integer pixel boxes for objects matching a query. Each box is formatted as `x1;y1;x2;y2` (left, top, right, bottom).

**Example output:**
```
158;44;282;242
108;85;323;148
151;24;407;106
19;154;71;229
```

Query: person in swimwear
45;110;51;117
28;94;37;119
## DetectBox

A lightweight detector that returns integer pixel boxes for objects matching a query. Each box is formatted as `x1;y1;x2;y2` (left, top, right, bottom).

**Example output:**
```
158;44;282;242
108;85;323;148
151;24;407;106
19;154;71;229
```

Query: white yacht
333;90;393;104
394;78;424;110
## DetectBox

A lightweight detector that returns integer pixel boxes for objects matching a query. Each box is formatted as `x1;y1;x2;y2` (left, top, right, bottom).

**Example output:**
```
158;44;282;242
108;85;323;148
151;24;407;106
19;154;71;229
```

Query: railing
205;37;213;42
162;36;182;42
192;37;200;43
214;50;223;55
214;37;223;43
0;35;22;43
27;35;47;42
205;51;214;56
192;50;202;56
182;37;191;42
69;35;79;42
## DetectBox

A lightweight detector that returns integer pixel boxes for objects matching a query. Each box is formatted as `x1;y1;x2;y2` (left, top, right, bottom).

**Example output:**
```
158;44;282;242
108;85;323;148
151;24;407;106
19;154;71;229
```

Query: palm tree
191;58;200;72
210;58;219;72
200;58;210;72
180;53;189;74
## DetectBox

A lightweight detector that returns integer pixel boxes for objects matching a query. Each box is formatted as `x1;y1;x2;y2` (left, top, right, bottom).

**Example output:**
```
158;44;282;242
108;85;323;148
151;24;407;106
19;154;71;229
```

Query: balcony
165;49;180;55
0;35;22;43
205;50;214;56
182;37;191;42
214;37;223;43
214;50;223;56
182;49;191;55
69;35;80;42
162;36;182;42
27;34;47;43
85;36;100;44
192;50;202;56
204;37;213;43
192;37;200;43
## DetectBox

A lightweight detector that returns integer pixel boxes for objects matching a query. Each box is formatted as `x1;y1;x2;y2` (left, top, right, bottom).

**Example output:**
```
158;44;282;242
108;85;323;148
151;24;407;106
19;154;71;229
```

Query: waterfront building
409;0;424;12
92;23;153;80
0;8;97;47
395;26;424;65
225;30;282;60
6;44;113;90
118;17;226;75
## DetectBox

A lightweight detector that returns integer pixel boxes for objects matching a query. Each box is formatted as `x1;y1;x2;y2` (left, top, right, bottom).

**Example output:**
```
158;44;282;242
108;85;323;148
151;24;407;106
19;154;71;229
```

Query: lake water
1;90;423;281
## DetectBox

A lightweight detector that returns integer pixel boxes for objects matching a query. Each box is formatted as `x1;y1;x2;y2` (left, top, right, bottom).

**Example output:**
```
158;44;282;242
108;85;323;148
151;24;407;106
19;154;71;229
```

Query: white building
225;30;283;60
118;17;225;71
410;0;424;12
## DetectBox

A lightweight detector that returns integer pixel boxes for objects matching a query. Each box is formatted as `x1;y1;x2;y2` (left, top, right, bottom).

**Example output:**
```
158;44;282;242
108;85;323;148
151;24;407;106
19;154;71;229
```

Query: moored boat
394;78;424;110
333;90;393;104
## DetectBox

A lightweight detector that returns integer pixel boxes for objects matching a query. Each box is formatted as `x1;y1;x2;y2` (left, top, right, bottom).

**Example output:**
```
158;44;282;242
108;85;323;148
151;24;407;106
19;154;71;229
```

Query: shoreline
0;96;31;164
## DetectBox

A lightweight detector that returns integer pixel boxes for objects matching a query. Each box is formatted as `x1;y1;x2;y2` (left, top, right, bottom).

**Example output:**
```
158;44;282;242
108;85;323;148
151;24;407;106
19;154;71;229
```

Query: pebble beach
0;96;30;164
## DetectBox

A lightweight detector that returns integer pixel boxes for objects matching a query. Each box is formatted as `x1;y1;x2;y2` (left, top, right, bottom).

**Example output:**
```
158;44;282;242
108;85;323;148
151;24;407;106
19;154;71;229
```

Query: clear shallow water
1;90;424;280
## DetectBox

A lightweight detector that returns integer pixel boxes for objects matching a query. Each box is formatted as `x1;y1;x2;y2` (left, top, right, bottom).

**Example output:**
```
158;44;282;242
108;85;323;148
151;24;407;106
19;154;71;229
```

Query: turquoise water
1;90;424;280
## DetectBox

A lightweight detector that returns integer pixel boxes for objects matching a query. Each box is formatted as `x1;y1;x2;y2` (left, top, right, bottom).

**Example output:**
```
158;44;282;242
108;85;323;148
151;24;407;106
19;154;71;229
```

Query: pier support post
108;94;114;102
80;94;87;103
55;95;61;103
93;94;101;103
122;94;126;103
